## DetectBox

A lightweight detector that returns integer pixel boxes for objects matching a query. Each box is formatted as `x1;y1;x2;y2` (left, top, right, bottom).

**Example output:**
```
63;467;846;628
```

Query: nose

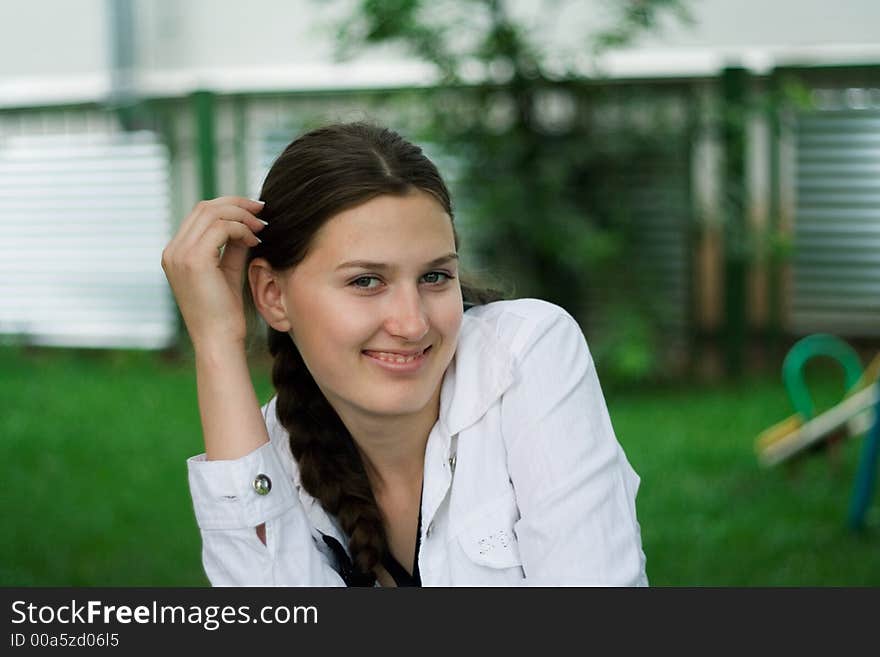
383;283;430;343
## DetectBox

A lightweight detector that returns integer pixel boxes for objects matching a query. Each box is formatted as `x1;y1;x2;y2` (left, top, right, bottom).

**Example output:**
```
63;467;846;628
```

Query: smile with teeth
363;347;429;363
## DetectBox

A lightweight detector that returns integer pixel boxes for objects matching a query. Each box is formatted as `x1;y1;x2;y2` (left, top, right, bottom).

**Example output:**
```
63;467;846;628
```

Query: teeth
366;349;425;363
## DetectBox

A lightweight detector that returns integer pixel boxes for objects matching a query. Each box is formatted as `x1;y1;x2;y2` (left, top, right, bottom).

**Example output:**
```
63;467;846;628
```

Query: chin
361;390;435;417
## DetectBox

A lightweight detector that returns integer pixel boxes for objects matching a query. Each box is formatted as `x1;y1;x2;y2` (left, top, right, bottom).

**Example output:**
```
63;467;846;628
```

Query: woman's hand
161;196;267;351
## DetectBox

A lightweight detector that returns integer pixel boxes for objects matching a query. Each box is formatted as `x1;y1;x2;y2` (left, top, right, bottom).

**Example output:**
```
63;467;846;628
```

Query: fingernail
255;237;263;244
257;219;269;226
252;199;265;205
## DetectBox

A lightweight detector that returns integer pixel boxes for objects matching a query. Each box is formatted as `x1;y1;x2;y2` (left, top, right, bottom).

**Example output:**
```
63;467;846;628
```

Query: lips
362;346;431;363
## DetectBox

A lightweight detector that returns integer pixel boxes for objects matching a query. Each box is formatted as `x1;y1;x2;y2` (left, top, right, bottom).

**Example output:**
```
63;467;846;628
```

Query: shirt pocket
456;490;523;570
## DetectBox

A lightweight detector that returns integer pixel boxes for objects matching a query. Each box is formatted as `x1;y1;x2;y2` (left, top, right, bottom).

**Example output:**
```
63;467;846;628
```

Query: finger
171;197;265;251
178;203;267;253
171;218;261;276
200;220;262;264
203;196;266;213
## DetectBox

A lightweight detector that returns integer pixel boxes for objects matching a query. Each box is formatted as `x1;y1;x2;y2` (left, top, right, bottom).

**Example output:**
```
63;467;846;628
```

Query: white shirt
187;298;648;586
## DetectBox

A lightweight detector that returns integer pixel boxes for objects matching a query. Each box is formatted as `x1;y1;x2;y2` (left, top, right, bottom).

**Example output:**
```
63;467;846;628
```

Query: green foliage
591;303;659;382
331;0;694;384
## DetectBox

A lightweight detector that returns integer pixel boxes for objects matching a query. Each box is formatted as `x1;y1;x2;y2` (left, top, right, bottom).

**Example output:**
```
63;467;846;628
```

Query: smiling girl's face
270;189;463;425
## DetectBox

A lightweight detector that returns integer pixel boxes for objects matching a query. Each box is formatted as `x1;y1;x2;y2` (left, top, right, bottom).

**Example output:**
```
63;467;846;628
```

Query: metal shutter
585;149;692;340
621;157;692;335
792;109;880;336
248;130;296;198
0;131;176;349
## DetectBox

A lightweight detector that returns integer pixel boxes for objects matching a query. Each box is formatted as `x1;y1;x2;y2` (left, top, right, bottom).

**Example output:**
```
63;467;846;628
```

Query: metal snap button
253;474;272;496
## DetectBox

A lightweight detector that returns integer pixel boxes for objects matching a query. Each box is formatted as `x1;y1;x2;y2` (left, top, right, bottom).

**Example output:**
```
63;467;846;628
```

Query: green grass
0;345;274;587
609;365;880;586
1;347;877;586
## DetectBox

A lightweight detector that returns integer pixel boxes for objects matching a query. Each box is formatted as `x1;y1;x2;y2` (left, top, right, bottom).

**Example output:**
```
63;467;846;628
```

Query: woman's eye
422;271;453;285
351;276;382;289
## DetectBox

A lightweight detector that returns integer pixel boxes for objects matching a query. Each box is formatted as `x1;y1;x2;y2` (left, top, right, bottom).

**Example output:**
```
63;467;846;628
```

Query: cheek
309;304;374;354
432;295;463;345
289;293;369;362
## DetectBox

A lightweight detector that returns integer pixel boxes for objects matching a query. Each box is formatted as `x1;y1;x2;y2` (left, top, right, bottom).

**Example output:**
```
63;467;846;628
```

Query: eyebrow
335;253;459;272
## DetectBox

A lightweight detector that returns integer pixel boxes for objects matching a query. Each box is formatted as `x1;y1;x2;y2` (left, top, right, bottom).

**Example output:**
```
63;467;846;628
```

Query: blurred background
2;0;879;585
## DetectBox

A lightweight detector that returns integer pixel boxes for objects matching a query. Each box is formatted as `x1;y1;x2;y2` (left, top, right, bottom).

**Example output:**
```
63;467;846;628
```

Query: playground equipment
755;334;880;530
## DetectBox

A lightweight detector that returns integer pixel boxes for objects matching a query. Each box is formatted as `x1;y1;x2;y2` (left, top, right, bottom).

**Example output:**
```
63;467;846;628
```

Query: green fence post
193;90;217;200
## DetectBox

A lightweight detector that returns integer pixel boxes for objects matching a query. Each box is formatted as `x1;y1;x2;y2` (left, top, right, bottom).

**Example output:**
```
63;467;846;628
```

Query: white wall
0;0;109;105
0;0;108;78
131;0;429;95
1;0;879;107
594;0;880;76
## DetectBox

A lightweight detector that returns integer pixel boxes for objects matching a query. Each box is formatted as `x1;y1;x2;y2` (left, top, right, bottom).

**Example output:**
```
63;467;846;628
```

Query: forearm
195;341;270;461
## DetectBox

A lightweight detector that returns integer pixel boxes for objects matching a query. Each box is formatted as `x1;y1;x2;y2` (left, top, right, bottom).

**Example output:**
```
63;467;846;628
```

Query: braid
268;328;385;586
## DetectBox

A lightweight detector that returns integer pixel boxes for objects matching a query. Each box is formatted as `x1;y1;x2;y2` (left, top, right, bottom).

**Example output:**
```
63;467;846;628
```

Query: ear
248;258;292;333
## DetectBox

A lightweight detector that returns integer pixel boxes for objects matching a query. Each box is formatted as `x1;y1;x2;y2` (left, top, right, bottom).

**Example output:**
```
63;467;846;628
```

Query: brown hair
244;122;504;585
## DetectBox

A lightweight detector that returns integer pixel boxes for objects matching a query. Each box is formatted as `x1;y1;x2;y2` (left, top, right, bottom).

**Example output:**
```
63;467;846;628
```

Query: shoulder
466;297;568;323
463;298;587;364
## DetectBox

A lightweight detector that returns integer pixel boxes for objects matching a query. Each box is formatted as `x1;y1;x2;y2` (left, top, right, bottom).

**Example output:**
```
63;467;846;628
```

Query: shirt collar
438;310;516;437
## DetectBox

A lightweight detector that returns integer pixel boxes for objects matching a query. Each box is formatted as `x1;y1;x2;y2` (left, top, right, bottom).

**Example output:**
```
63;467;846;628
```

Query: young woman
161;122;648;587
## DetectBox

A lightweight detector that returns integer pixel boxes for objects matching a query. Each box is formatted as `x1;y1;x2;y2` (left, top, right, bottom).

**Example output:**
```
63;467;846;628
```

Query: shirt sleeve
500;305;648;586
187;436;346;587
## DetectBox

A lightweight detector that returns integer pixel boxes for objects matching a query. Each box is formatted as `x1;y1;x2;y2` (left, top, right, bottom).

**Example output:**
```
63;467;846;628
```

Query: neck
335;385;441;497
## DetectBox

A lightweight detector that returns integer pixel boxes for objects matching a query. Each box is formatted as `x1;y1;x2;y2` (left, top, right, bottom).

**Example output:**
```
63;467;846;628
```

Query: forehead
309;191;455;261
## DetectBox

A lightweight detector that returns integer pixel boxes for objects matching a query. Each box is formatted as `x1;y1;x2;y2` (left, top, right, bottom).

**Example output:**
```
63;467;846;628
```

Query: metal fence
791;100;880;337
0;69;878;357
0;129;175;348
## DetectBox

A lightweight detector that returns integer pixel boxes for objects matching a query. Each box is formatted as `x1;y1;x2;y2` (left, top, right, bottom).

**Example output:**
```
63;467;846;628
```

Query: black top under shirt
380;490;423;587
320;484;423;587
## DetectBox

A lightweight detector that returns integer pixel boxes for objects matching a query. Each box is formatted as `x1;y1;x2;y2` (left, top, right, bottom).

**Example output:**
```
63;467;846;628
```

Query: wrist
193;337;248;365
